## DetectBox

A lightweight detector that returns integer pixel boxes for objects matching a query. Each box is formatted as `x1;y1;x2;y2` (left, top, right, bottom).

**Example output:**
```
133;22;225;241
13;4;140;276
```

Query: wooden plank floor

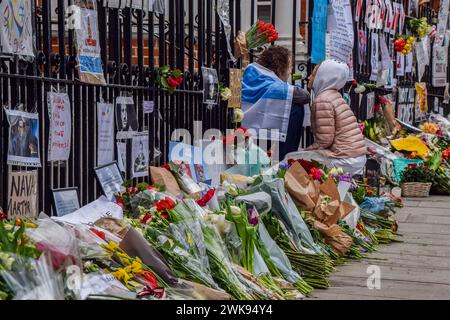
307;196;450;300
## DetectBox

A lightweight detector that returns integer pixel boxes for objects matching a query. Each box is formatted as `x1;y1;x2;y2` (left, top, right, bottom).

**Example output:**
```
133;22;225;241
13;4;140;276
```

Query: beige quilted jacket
306;89;367;158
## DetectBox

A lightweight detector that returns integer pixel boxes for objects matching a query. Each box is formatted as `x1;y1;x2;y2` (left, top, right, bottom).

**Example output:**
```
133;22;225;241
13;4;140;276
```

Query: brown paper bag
150;166;182;198
318;177;355;223
234;31;250;67
314;221;353;256
284;162;319;211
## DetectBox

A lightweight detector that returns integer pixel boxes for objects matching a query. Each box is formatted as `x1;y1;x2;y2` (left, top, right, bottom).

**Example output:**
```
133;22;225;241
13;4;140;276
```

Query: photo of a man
133;140;147;173
116;97;138;132
5;109;41;167
10;118;29;157
202;67;219;105
194;164;206;183
131;134;149;178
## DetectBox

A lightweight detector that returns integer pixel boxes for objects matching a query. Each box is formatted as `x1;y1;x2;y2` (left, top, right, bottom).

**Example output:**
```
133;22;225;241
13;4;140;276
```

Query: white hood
312;60;349;96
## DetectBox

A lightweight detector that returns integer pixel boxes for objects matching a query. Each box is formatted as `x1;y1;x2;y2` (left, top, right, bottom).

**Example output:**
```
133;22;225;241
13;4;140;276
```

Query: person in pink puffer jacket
306;60;367;175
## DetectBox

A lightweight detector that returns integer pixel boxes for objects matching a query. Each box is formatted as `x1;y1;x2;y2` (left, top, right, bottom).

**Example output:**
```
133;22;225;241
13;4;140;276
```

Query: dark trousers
279;103;305;160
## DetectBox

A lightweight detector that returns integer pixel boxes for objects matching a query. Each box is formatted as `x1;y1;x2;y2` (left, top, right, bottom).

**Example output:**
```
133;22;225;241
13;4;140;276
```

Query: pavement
307;196;450;300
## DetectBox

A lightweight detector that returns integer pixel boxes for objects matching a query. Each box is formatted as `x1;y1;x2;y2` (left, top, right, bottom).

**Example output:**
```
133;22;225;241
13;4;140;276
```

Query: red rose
168;75;179;88
351;79;358;86
161;163;171;170
196;189;216;207
160;212;169;220
256;21;265;28
175;75;183;85
155;197;176;212
140;213;152;224
0;211;5;221
89;228;106;240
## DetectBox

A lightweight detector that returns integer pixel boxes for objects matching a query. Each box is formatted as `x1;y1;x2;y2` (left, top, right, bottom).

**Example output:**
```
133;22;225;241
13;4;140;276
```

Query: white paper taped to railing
328;0;354;80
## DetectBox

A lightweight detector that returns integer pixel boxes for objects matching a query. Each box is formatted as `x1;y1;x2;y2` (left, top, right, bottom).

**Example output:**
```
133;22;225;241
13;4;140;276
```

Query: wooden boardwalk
307;196;450;300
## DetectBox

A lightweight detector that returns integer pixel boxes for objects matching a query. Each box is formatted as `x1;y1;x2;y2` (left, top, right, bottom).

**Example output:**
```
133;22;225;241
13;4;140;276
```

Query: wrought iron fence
0;0;239;214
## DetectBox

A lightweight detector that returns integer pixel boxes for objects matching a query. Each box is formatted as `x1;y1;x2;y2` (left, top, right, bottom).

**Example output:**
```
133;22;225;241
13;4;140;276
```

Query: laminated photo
202;67;219;105
116;96;139;139
4;108;41;167
131;134;149;178
74;0;106;85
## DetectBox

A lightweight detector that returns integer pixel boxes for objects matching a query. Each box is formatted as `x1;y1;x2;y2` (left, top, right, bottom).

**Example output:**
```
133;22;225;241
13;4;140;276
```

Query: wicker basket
401;182;432;197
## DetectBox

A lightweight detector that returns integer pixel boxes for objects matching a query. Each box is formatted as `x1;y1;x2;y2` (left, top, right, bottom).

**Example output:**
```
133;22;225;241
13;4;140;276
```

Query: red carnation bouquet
246;21;279;48
235;21;278;61
157;65;183;94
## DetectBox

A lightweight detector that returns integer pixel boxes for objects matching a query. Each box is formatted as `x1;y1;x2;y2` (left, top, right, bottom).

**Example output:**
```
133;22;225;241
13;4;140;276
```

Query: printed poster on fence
131;134;149;178
74;1;106;85
48;92;72;161
414;83;428;122
327;0;354;79
4;108;41;167
202;67;219;105
228;68;243;109
116;96;138;139
97;102;115;166
0;0;34;58
432;0;449;87
7;170;38;219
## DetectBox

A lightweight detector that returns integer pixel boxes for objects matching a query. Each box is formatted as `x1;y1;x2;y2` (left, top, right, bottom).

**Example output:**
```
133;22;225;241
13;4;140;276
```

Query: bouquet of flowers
394;35;415;55
400;163;435;184
408;17;432;38
235;21;279;61
157;65;183;95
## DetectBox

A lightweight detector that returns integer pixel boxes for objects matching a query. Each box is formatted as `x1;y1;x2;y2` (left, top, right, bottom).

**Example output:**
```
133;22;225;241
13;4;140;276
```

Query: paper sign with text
7;171;38;219
48;92;72;161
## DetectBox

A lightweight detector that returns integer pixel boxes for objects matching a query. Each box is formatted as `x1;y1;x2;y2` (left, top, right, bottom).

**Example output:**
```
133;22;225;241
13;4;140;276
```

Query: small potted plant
400;163;434;197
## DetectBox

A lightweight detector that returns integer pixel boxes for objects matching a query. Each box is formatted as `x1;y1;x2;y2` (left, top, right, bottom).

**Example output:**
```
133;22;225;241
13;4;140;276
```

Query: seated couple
241;46;367;176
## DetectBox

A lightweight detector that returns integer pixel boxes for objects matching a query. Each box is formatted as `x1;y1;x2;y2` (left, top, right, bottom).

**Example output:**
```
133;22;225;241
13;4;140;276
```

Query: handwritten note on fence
7;171;38;219
48;92;71;161
328;0;354;79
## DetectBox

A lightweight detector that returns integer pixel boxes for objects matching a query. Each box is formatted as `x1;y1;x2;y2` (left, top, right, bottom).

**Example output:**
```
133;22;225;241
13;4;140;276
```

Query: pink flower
309;167;323;181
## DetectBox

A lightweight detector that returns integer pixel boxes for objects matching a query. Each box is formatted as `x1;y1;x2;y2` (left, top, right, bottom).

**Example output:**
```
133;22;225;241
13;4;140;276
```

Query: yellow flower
419;122;440;134
127;260;143;273
390;136;430;157
220;87;232;101
102;241;119;252
112;268;132;285
233;109;244;122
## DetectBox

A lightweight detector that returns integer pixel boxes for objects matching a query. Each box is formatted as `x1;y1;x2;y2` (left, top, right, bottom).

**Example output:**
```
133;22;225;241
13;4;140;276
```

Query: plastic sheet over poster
432;0;449;87
47;92;72;162
74;1;106;85
0;0;34;58
4;108;41;167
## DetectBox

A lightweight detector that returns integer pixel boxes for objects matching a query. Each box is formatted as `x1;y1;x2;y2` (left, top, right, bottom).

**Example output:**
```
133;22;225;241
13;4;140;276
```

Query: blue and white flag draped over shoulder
241;63;293;142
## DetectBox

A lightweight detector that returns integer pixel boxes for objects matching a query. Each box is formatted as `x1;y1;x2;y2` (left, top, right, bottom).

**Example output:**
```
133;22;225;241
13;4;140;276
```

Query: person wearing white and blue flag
241;46;310;160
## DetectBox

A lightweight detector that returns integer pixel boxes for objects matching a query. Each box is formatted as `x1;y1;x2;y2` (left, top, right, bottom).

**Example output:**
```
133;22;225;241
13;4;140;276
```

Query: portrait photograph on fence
4;108;41;167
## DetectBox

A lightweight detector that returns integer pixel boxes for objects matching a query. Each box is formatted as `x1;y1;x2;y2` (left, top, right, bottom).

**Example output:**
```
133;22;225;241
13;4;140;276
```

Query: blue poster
311;0;328;64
